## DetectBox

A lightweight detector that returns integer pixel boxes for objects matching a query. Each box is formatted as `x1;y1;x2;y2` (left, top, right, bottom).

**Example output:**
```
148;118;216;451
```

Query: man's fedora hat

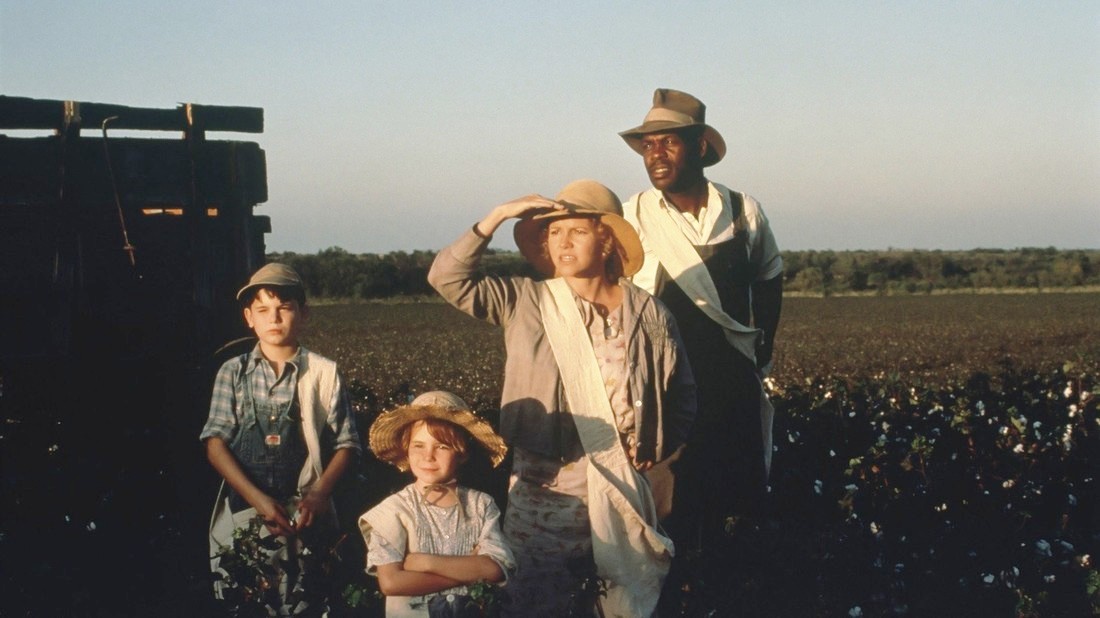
619;88;726;167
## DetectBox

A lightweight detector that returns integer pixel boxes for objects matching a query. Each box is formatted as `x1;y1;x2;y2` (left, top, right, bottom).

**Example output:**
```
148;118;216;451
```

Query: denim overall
654;236;766;542
227;365;308;513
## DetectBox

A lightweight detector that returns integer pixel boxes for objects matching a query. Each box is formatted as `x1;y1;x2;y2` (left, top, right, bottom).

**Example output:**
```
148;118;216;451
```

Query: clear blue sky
3;1;1097;253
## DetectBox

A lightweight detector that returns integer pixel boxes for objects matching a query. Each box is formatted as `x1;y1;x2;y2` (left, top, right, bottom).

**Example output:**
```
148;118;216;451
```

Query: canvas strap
539;278;671;617
634;189;761;363
633;191;775;475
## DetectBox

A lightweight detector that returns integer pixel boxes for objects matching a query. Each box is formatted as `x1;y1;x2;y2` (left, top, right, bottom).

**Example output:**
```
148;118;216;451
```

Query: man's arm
751;274;783;372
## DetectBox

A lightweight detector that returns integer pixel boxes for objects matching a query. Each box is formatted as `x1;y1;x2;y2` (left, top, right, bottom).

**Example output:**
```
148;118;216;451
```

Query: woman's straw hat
513;179;644;278
368;391;507;471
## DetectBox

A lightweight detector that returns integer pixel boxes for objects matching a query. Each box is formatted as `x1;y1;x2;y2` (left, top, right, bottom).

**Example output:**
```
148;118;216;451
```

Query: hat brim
618;121;726;167
368;403;508;471
513;208;644;278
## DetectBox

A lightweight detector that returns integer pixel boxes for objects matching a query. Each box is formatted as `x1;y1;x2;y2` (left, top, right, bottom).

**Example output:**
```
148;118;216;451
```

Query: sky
2;1;1098;253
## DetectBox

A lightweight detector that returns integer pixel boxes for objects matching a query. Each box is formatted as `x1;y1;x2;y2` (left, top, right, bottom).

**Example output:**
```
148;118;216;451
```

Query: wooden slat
0;96;263;133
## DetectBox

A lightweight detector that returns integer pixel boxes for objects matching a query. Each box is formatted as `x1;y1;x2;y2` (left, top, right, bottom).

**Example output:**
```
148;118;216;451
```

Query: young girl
359;391;514;617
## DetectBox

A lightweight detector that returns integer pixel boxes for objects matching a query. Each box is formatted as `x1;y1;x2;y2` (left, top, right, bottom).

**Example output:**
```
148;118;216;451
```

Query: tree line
269;246;1100;300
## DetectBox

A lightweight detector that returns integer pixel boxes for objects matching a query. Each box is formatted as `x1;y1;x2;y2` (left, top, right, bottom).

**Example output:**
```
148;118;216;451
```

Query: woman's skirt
502;448;593;617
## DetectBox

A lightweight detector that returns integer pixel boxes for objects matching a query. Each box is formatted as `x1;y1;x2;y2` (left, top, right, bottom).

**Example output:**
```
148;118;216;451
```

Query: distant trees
268;247;1100;300
780;248;1099;295
268;247;541;300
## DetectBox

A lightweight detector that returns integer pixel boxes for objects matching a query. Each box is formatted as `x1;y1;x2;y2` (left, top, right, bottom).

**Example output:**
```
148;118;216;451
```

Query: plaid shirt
200;344;361;453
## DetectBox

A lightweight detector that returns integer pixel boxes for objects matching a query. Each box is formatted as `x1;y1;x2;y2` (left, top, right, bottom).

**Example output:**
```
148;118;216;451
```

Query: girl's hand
403;552;431;573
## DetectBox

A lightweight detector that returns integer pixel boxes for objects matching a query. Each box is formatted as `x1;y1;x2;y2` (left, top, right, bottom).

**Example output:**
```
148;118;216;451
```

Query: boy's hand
256;496;296;537
294;488;331;530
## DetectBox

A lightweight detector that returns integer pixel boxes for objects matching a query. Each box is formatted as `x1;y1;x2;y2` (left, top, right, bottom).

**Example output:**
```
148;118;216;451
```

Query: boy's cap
369;390;507;472
236;262;304;301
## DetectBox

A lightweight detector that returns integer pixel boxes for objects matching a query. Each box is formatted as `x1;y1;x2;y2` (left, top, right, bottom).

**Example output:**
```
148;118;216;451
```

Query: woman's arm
428;195;563;325
662;312;698;453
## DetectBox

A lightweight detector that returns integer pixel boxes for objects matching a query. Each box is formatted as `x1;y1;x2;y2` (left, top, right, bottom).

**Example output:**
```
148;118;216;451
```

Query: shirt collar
653;180;723;210
244;343;302;375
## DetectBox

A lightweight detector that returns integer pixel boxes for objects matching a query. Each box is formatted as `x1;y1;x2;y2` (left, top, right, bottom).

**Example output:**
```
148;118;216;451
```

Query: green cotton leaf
1086;569;1100;597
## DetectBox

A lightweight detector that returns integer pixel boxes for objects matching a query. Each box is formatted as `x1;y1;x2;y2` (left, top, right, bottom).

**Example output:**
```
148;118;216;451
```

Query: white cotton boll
1035;540;1052;557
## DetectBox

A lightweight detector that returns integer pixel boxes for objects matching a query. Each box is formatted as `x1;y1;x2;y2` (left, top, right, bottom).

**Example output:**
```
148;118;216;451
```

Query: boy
201;262;361;614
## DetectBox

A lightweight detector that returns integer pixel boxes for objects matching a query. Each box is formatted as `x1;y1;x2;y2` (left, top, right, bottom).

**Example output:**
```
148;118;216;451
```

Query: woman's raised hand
476;194;564;237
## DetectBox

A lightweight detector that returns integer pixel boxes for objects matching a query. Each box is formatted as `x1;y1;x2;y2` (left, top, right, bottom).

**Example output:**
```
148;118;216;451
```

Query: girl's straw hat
513;179;644;278
368;391;507;471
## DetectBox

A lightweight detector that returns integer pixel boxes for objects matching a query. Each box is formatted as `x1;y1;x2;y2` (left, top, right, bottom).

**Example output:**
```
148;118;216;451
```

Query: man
618;88;783;551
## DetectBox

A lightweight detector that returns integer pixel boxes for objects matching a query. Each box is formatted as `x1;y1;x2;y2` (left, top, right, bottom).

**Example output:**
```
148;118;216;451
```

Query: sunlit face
407;421;462;487
640;131;706;192
546;217;606;280
243;289;305;349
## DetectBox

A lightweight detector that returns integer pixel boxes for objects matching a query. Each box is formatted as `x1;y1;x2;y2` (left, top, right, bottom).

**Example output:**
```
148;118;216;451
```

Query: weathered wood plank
0;96;263;133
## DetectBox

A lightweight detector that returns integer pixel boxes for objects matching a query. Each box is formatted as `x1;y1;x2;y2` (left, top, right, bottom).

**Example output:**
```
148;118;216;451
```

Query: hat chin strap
643;107;695;125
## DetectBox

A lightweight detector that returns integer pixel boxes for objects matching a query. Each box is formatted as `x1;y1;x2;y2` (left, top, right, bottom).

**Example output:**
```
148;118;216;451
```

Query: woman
428;179;696;617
